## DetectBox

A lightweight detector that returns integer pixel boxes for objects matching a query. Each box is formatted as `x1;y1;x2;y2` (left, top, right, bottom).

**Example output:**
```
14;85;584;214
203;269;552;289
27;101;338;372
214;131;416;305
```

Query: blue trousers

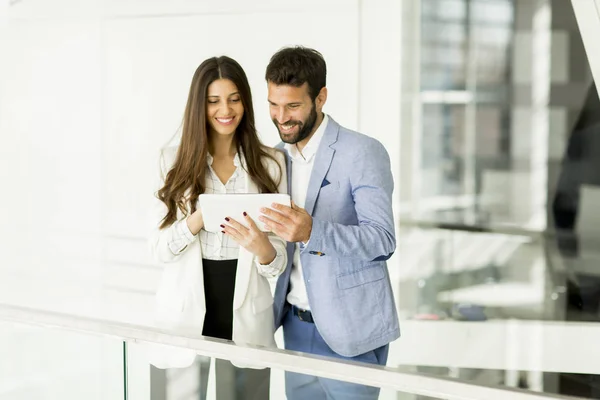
282;307;389;400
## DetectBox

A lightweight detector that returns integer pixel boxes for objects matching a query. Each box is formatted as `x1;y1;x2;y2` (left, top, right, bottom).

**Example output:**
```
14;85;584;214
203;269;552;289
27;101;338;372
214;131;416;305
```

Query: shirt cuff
178;218;197;242
167;218;198;255
254;249;285;278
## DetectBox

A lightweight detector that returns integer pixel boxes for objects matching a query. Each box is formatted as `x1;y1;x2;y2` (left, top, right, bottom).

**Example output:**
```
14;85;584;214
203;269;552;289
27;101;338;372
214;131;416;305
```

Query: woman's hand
221;213;276;264
186;208;204;235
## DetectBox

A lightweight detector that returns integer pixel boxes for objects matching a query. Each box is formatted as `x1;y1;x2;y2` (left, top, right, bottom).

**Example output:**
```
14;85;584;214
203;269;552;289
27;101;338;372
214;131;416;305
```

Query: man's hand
259;201;312;243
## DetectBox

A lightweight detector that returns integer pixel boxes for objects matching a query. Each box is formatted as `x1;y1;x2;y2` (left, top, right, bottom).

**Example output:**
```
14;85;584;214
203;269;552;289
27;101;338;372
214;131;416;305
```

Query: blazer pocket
252;295;274;314
320;180;340;194
337;266;385;290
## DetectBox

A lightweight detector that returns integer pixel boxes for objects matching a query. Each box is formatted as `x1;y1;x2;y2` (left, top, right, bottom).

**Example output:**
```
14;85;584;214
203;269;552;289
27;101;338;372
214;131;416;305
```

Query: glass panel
432;0;468;21
137;351;548;400
421;104;467;198
415;0;600;238
413;12;600;398
397;228;546;321
421;4;468;91
417;0;519;224
0;321;124;400
471;0;513;25
392;225;600;397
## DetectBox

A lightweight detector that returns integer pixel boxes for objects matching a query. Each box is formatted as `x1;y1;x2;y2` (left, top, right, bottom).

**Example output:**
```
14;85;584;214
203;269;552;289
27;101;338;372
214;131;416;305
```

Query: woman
149;56;287;368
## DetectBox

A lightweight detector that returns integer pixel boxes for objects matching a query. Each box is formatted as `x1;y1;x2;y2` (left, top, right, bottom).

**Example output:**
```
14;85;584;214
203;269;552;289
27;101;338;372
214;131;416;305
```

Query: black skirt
201;258;237;341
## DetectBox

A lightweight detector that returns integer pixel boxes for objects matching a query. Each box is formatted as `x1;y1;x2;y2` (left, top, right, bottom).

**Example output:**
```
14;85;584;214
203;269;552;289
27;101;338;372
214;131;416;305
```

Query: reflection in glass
418;0;516;224
403;0;600;396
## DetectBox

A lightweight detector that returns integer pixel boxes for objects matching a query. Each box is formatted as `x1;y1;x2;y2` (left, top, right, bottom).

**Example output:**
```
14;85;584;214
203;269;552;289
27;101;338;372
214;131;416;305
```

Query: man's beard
274;103;318;145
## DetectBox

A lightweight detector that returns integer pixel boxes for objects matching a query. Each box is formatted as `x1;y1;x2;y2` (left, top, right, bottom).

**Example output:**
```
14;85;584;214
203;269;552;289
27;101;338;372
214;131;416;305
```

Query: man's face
267;82;318;145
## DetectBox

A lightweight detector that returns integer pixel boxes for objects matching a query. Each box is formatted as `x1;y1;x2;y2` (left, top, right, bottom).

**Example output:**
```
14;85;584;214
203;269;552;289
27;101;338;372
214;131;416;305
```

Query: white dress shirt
285;114;329;310
166;152;285;277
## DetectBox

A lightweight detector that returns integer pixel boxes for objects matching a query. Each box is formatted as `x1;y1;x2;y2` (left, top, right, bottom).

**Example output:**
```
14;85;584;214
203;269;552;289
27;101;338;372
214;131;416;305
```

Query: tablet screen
198;193;291;233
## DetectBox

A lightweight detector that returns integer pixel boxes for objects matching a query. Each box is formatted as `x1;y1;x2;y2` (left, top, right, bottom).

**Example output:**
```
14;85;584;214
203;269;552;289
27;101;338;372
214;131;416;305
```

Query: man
259;46;400;400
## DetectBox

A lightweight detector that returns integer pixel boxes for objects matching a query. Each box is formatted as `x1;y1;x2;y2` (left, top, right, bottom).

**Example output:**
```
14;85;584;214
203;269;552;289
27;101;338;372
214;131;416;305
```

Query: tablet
198;193;291;233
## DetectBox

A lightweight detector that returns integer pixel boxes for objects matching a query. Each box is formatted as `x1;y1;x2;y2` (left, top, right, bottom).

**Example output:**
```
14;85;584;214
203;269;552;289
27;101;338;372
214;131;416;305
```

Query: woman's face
206;78;244;137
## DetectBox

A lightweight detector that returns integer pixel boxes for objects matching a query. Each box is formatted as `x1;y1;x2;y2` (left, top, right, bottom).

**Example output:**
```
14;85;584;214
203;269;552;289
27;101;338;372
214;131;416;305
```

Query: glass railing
2;220;599;399
0;302;586;400
0;319;125;400
391;219;600;398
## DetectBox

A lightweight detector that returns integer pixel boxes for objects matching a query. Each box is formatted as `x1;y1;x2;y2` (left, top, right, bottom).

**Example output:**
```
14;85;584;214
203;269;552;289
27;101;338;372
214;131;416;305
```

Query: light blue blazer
273;116;400;357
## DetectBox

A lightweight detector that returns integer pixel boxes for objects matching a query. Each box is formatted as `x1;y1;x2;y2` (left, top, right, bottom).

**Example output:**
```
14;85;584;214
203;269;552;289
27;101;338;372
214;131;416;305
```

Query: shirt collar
207;151;243;168
285;114;329;162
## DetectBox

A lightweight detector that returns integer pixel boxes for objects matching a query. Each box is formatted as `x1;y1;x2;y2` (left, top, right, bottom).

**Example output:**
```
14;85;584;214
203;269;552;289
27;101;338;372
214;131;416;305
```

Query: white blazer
147;145;287;369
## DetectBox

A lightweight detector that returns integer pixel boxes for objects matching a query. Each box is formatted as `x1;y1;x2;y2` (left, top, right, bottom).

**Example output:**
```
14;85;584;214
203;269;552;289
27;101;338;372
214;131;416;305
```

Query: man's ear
315;87;328;111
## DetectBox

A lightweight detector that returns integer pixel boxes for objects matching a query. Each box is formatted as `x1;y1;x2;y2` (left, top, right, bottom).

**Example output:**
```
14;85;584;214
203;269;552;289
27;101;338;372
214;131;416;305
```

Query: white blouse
166;152;285;277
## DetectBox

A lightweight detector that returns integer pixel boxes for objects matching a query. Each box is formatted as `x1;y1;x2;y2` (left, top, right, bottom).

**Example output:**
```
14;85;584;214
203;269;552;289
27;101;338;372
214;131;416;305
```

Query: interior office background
2;0;600;398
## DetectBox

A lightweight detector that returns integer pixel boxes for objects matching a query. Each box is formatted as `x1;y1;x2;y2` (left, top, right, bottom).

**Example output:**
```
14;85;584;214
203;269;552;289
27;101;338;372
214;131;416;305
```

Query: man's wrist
303;219;313;243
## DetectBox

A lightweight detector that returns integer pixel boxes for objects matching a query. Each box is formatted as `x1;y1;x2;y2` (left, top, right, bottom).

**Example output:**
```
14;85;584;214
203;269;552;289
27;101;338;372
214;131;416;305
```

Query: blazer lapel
233;158;258;310
304;119;339;216
233;247;253;310
277;144;293;197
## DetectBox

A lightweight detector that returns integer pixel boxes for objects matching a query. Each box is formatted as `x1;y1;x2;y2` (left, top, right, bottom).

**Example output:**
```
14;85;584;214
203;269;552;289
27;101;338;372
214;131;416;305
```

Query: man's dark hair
265;46;327;102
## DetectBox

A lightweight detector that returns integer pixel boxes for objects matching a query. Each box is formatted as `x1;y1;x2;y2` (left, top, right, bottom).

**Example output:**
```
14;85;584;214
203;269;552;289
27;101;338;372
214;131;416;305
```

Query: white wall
359;0;402;205
0;18;104;286
0;0;409;294
0;0;369;289
102;3;360;239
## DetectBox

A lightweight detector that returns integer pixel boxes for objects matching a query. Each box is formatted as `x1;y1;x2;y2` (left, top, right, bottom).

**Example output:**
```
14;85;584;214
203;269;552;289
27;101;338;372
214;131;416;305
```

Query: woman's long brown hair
157;56;282;229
